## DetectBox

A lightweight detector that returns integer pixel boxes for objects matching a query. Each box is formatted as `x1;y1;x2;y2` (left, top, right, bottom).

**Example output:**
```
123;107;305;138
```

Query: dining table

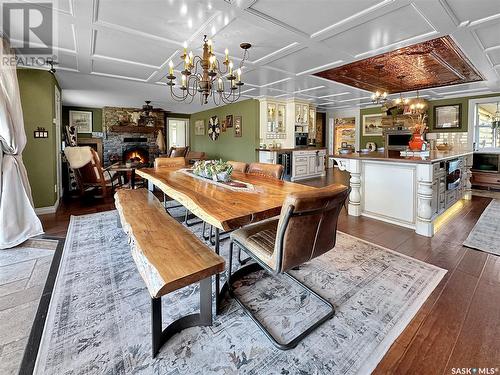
136;165;317;312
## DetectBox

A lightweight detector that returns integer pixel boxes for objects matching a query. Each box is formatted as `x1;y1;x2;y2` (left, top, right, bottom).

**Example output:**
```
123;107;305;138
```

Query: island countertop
257;146;327;153
330;149;473;164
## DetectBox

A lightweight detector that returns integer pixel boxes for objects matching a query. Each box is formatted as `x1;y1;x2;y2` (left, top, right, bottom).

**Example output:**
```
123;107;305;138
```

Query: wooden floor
39;168;500;374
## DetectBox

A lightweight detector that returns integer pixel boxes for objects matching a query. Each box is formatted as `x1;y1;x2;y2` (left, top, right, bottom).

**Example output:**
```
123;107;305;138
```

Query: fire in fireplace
122;146;149;164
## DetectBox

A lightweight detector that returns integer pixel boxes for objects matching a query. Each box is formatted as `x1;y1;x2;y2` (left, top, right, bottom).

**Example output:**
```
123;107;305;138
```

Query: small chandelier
141;100;156;126
393;75;409;107
409;90;426;114
166;35;251;105
371;64;388;104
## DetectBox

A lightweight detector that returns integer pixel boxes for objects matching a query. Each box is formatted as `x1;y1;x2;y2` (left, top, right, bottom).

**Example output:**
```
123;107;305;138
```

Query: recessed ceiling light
187;18;193;28
180;4;188;16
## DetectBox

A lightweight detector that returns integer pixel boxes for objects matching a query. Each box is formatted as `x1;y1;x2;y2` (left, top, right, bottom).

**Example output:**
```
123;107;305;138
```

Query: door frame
54;86;62;198
166;117;190;148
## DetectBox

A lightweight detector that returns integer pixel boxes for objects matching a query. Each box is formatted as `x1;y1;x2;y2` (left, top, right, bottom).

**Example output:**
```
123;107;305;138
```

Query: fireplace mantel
109;125;162;134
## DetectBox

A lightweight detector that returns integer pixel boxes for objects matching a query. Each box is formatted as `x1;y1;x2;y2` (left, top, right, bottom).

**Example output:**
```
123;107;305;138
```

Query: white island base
333;151;473;237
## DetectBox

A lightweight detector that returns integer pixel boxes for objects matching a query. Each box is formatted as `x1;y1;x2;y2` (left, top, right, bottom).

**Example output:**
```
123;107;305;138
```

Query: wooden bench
114;189;225;357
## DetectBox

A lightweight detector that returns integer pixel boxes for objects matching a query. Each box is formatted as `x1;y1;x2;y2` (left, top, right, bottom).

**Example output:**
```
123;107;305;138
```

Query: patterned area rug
34;209;446;375
463;199;500;256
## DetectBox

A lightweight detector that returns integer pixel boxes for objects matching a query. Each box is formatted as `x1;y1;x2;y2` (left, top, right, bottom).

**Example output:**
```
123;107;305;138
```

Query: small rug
34;210;446;375
463;199;500;256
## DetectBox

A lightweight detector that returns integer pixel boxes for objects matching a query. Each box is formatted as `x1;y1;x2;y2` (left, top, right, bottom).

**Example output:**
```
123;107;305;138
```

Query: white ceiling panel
249;0;387;36
58;52;78;71
444;0;500;23
57;21;76;52
240;68;292;87
96;0;219;43
266;47;343;74
474;22;500;49
93;29;174;66
214;17;297;62
487;48;500;65
322;4;435;57
91;59;157;80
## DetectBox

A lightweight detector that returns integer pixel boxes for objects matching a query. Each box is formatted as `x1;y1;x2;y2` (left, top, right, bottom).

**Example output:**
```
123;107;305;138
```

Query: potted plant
210;160;233;182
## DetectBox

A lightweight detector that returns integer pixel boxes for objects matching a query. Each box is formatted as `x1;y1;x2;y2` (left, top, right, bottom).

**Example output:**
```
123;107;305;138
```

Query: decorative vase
409;133;425;151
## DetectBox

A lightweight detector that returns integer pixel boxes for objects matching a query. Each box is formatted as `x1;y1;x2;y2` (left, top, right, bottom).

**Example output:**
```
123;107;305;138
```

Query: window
475;102;500;149
167;118;189;149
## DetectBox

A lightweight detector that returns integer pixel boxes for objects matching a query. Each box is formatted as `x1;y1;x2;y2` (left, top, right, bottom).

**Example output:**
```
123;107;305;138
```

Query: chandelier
393;75;409;107
409;90;426;114
166;35;251;105
371;64;388;104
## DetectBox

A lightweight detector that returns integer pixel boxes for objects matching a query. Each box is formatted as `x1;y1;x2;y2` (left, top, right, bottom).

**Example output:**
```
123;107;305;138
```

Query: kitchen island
331;149;473;237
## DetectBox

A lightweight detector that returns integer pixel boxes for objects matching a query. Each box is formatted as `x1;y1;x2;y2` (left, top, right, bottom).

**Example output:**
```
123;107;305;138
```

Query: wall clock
208;116;220;141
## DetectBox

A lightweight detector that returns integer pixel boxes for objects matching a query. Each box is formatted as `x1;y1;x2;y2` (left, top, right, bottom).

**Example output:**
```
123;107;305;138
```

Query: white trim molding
35;198;59;215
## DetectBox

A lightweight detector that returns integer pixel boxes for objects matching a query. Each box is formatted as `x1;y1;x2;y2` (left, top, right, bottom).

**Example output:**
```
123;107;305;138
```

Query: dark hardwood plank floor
38;167;499;373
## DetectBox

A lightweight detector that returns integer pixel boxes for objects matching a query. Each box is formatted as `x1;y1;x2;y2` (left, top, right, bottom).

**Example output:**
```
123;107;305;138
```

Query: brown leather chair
247;162;284;180
154;156;186;168
186;151;206;165
228;184;350;350
227;160;248;173
167;146;190;158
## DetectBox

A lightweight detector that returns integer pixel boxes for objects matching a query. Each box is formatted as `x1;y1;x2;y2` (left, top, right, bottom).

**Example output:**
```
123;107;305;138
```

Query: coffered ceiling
13;0;500;113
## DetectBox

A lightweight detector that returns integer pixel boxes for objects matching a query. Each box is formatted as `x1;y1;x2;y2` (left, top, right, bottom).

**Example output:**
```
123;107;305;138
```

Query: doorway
167;118;189;149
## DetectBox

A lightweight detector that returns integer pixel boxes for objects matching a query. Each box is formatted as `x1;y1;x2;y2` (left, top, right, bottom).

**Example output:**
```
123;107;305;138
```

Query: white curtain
0;38;43;249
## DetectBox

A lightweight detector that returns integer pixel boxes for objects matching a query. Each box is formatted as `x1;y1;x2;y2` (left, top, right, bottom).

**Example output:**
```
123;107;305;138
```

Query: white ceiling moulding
293;85;325;94
251;42;300;64
92;54;160;69
296;60;343;76
259;77;292;88
318;92;351;99
310;0;395;39
90;72;147;83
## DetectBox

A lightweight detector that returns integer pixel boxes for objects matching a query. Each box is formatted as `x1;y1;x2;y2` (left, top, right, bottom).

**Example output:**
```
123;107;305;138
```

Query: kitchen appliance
295;133;308;147
277;152;292;181
446;158;462;190
384;128;413;150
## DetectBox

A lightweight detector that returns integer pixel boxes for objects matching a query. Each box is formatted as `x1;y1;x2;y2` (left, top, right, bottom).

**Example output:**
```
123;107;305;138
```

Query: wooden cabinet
292;149;326;181
471;152;500;189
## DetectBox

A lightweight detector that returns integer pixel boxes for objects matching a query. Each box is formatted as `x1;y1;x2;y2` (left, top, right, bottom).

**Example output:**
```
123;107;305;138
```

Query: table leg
131;169;136;189
214;228;221;315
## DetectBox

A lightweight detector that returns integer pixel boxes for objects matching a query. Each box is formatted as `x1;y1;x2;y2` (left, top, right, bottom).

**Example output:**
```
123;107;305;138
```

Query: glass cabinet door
295;104;301;123
302;105;308;125
277;104;286;132
267;103;276;132
309;108;315;134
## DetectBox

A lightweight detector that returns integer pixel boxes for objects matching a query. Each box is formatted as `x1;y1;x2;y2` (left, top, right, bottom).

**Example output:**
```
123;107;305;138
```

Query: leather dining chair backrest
247;162;284;180
154;156;186;168
227;161;248;173
272;184;350;273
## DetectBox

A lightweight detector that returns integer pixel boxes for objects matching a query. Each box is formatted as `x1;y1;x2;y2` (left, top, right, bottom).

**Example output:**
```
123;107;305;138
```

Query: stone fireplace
102;106;166;166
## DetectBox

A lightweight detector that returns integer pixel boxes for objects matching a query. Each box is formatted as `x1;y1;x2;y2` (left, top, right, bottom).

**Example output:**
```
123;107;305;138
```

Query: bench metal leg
225;241;335;351
151;277;213;358
184;210;203;227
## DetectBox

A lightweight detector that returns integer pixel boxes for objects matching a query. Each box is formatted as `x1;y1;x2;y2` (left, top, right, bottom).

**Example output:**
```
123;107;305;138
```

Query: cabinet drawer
472;172;500;186
295;156;308;165
445;190;457;207
295;165;307;176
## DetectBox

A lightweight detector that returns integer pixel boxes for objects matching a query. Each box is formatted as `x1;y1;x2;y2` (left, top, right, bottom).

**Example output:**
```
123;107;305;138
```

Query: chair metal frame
226;204;337;350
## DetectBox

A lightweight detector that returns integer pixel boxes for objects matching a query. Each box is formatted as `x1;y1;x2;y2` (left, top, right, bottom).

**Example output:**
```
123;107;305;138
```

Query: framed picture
69;110;93;133
234;116;242;137
226;114;233;128
434;104;461;129
194;119;205;136
221;119;227;132
362;114;383;136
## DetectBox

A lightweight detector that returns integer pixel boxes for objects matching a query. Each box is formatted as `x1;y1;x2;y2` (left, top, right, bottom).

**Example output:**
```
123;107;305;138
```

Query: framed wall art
194;119;205;135
362;113;383;136
234;116;242;137
434;104;461;129
226;114;233;128
69;110;93;133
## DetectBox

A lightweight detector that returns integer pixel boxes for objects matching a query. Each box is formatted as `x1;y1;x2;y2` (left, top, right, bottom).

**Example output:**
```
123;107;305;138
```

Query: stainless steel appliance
295;133;308;147
446;158;462;190
384;128;412;150
277;152;292;181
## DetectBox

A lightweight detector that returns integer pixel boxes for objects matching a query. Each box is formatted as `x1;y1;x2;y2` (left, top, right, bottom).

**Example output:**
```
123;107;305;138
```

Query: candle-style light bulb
184;54;190;69
181;74;186;87
229;61;233;75
207;39;213;53
168;60;174;75
218;77;223;91
237;68;241;82
183;41;187;55
224;48;229;62
188;51;193;65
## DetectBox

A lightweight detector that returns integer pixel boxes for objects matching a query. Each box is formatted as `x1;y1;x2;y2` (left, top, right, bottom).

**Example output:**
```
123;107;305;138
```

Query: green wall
18;69;60;208
189;99;260;163
62;106;102;138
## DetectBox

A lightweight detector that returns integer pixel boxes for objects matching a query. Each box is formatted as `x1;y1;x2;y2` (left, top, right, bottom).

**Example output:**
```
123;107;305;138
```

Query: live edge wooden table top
137;166;316;231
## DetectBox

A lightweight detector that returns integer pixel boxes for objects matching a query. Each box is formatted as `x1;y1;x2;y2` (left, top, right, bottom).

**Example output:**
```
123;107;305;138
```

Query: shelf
109;125;162;133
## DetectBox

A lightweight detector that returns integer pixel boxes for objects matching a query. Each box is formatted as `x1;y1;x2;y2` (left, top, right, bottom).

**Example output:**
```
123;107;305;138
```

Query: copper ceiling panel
314;36;483;93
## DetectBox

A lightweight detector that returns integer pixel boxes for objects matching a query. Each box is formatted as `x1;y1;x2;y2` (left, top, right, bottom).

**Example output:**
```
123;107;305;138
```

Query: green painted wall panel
62;106;103;138
17;69;59;208
189;99;260;163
